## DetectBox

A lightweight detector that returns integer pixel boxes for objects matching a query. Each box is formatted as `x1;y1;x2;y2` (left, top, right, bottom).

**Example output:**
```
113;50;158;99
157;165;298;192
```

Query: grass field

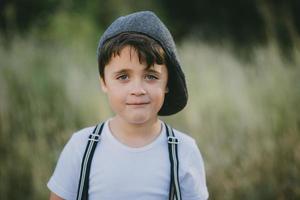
0;31;299;199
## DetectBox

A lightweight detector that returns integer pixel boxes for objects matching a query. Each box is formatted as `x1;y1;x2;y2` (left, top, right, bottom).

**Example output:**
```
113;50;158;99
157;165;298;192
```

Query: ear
99;75;108;93
165;86;169;94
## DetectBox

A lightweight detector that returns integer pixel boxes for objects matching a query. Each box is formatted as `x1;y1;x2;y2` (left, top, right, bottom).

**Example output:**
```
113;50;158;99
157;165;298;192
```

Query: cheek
149;86;166;102
108;86;130;106
108;88;126;102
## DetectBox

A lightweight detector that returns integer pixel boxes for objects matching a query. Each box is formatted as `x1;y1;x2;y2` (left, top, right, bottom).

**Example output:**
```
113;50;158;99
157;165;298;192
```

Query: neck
109;116;162;147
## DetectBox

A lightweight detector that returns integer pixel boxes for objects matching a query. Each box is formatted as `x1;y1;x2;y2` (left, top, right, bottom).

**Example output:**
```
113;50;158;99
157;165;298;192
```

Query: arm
181;141;209;200
49;192;64;200
47;132;84;200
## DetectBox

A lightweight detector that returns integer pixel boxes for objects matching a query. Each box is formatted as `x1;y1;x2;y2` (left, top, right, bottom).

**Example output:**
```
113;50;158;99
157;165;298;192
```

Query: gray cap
97;11;188;116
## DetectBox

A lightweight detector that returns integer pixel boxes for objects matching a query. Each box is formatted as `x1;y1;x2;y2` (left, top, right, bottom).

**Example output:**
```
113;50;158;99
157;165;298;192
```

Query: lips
126;102;150;105
126;99;151;105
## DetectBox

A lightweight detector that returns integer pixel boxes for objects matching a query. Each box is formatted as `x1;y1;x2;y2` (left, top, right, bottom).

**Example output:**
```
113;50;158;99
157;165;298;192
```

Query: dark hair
98;32;168;79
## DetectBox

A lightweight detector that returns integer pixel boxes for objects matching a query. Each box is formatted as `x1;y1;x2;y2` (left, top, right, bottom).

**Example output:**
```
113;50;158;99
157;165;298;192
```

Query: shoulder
71;126;95;141
171;127;199;152
170;127;205;168
65;126;96;153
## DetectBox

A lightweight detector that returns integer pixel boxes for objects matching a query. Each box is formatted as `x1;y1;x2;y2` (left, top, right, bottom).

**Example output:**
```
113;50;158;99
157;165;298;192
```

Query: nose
130;80;146;96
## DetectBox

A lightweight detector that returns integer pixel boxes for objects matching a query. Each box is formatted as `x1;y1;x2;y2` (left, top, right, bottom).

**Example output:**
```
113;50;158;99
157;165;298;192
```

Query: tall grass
175;41;300;199
0;28;299;199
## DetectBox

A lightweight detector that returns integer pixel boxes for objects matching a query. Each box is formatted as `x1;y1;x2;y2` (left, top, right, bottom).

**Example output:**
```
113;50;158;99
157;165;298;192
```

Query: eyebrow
145;68;161;74
113;69;130;75
113;68;161;75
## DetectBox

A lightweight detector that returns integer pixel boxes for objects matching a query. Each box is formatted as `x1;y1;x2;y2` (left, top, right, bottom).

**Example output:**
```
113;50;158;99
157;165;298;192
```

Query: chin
125;113;154;125
128;116;149;125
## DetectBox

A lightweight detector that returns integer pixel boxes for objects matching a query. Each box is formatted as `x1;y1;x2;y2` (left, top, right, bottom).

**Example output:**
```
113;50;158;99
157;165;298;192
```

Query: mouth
126;102;150;106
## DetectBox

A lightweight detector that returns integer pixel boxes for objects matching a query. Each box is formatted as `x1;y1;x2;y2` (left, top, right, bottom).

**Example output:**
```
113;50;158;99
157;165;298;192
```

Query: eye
117;74;129;80
145;74;158;80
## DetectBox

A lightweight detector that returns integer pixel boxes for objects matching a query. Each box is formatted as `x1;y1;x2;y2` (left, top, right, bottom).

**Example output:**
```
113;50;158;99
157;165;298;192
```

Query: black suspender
165;123;182;200
76;122;181;200
76;123;104;200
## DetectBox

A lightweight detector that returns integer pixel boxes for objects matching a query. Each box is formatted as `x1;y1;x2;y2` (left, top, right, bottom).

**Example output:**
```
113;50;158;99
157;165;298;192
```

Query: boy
48;11;209;200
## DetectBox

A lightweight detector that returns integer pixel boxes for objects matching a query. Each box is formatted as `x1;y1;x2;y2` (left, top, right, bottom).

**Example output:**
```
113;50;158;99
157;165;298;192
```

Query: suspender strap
76;122;181;200
165;123;182;200
76;122;104;200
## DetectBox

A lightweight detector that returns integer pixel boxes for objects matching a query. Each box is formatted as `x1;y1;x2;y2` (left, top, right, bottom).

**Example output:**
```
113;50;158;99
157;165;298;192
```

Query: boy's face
100;46;168;125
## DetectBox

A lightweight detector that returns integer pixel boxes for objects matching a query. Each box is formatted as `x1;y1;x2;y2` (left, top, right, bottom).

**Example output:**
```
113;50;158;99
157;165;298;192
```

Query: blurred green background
0;0;300;199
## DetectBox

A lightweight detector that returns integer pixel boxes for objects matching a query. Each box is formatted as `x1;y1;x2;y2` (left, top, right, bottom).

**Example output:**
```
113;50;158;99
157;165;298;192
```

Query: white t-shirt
47;120;209;200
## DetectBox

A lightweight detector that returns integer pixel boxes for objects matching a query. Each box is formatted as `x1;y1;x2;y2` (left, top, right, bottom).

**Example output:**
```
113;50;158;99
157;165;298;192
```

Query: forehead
105;46;167;73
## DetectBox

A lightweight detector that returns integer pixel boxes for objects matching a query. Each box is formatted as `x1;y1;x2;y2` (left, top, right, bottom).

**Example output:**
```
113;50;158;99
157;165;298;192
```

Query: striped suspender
76;122;181;200
76;122;104;200
165;123;182;200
